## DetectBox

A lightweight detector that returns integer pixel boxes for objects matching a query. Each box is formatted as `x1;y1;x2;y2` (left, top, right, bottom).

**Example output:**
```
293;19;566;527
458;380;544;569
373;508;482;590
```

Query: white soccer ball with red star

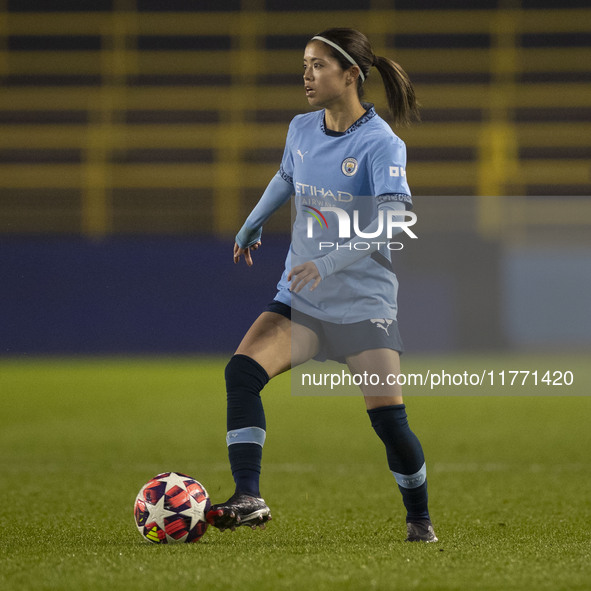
133;472;211;543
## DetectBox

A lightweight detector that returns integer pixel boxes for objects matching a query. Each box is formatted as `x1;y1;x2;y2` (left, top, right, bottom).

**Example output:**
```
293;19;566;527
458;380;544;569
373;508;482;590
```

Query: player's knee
225;354;269;395
224;355;242;389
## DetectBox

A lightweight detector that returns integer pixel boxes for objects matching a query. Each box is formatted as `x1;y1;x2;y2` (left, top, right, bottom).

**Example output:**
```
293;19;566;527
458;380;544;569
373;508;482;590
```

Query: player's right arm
234;171;293;266
234;118;296;266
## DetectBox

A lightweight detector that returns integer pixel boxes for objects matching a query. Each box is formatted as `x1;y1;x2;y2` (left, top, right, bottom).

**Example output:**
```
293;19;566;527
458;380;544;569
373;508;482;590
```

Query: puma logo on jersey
297;149;308;162
370;318;393;336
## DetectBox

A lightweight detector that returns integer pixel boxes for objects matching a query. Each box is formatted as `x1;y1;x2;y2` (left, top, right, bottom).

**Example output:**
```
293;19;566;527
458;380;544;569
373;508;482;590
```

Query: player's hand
233;241;261;266
288;261;321;293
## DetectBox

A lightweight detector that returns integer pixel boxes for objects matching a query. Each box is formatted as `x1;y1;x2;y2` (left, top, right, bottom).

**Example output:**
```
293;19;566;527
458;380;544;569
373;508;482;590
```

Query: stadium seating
0;3;589;238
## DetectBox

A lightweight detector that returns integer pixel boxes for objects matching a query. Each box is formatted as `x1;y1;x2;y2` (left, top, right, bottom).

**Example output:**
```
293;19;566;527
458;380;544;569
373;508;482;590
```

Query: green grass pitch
1;353;590;590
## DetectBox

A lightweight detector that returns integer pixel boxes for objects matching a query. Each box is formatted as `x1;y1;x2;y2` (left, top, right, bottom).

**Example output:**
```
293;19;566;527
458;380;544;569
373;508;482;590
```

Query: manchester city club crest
341;157;358;177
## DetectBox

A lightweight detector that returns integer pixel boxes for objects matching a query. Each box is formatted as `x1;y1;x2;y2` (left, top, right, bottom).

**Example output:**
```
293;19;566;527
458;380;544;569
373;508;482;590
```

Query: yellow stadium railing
0;7;589;238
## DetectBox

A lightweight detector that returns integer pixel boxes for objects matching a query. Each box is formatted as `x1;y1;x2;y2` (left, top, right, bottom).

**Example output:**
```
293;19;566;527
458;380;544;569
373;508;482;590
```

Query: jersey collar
321;103;377;137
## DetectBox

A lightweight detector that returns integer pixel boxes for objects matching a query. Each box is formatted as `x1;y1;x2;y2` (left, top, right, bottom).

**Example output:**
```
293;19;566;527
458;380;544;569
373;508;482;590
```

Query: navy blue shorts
266;300;404;363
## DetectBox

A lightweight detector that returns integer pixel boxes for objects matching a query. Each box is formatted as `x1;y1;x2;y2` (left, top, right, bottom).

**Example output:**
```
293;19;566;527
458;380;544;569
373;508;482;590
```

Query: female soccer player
206;28;437;542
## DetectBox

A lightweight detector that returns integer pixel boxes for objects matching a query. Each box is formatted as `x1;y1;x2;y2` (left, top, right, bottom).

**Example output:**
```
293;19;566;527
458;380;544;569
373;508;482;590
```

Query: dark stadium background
1;0;589;356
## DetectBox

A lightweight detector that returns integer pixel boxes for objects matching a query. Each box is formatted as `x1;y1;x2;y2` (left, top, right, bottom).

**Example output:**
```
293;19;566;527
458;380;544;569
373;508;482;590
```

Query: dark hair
312;28;420;127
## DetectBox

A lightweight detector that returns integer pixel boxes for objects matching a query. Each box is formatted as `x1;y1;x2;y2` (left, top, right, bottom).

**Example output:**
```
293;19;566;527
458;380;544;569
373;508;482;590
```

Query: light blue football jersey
273;105;413;324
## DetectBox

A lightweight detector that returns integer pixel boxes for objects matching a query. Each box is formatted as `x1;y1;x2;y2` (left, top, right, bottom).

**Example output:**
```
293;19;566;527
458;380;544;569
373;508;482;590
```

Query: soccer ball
133;472;211;544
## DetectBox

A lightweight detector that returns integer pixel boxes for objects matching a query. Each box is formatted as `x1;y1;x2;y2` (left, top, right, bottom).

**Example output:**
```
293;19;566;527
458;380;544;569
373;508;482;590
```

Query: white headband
311;35;366;82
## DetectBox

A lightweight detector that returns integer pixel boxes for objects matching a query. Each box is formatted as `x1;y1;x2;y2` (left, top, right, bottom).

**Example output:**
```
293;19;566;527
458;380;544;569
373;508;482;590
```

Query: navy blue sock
368;404;430;522
225;354;269;497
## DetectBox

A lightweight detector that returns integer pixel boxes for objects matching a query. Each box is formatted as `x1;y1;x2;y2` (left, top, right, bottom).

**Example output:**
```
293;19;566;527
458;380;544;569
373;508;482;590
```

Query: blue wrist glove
235;224;263;249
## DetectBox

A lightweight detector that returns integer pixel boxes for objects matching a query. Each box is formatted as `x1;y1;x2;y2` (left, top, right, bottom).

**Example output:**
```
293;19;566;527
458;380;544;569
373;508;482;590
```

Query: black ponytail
373;55;420;127
312;28;420;127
